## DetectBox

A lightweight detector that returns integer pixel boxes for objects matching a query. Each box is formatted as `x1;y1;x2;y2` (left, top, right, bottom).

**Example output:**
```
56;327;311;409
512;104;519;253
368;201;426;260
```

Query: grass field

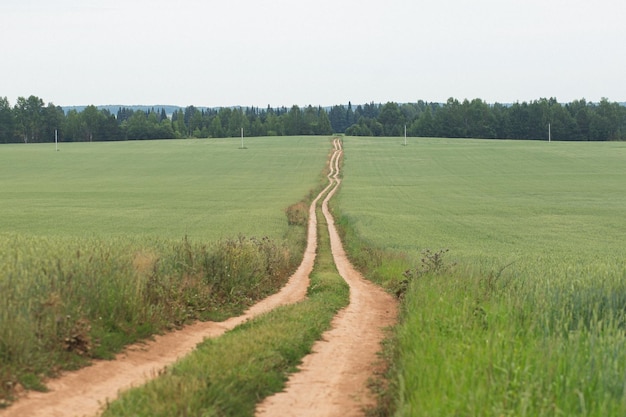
336;137;626;416
338;137;626;267
0;136;332;404
4;135;626;415
0;137;330;240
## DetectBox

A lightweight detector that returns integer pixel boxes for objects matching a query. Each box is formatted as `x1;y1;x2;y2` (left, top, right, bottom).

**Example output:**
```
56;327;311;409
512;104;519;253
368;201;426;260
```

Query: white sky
1;0;625;107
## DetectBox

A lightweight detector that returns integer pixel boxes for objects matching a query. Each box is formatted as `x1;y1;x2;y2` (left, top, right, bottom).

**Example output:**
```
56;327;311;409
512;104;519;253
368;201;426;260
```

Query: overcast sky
1;0;625;107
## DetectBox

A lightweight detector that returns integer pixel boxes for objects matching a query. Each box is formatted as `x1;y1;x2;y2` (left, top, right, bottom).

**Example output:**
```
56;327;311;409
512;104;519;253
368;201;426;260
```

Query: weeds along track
257;138;398;416
1;137;396;417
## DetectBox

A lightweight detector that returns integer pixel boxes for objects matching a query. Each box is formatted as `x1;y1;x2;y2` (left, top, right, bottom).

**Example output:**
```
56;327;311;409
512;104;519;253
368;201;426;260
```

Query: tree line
341;98;626;141
0;97;333;143
1;95;625;143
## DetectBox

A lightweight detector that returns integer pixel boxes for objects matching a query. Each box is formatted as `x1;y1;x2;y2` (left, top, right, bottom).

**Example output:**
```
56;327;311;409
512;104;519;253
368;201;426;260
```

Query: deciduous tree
14;95;44;143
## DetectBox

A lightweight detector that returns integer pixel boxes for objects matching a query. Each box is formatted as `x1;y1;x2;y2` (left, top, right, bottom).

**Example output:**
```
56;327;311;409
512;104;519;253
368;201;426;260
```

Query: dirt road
1;138;397;417
256;138;397;416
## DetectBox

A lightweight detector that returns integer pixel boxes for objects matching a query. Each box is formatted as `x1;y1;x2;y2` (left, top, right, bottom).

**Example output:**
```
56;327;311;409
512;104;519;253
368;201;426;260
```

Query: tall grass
0;233;298;404
393;262;626;416
335;137;626;416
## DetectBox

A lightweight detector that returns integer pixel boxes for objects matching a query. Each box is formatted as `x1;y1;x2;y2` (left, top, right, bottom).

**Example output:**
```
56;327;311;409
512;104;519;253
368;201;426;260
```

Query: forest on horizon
1;95;625;143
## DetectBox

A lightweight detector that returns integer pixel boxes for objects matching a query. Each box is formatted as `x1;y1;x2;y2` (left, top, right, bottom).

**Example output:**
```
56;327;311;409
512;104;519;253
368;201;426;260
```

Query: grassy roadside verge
101;197;349;416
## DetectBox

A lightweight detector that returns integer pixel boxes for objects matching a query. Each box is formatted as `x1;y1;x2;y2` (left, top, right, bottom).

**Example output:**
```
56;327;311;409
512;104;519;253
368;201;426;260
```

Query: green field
0;137;330;240
338;137;626;267
336;136;626;416
4;136;626;415
0;136;332;404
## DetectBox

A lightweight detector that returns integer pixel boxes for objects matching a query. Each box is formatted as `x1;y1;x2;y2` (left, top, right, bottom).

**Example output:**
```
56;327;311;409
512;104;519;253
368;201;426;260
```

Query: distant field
337;137;626;268
0;137;330;240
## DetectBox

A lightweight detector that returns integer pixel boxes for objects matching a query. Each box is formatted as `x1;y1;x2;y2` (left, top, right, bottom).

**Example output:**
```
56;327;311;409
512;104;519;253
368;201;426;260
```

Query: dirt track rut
256;138;397;416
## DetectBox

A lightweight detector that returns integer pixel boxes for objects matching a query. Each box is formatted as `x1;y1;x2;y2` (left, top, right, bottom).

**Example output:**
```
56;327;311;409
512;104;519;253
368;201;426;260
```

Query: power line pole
548;123;551;142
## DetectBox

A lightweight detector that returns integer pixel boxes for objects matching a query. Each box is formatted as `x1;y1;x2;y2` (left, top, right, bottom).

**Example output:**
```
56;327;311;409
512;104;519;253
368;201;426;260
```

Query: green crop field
338;137;626;267
0;137;330;240
4;135;626;415
336;136;626;416
0;136;332;404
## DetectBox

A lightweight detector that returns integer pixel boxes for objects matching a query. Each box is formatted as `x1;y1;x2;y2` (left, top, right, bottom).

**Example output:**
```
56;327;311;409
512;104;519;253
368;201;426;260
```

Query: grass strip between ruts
100;201;349;416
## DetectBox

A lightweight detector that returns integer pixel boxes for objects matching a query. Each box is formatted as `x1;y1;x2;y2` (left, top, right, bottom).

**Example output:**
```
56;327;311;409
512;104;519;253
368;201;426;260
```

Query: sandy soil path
256;139;398;417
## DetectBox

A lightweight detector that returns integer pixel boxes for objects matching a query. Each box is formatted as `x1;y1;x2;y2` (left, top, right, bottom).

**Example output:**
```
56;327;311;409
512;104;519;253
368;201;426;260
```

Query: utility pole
548;123;551;142
404;124;407;146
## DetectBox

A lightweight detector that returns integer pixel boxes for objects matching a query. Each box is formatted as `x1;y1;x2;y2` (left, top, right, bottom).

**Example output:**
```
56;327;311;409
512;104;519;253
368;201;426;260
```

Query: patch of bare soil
256;139;398;417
